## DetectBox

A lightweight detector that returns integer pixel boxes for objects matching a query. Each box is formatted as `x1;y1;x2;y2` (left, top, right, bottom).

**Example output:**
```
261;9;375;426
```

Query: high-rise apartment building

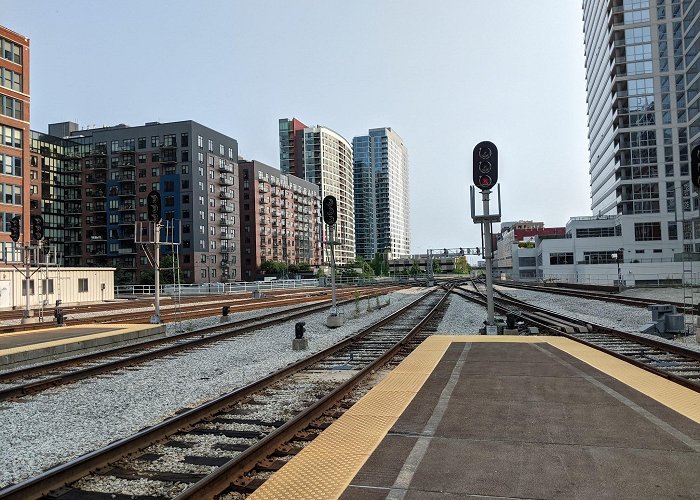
43;120;240;284
279;118;355;264
238;160;322;280
583;1;700;259
0;26;29;258
353;127;410;261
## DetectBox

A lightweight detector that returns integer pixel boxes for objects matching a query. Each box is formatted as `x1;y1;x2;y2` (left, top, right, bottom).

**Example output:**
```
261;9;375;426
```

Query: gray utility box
640;304;686;338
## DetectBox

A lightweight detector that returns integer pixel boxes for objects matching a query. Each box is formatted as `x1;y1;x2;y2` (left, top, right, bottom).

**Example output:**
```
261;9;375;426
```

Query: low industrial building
0;266;114;311
494;217;688;286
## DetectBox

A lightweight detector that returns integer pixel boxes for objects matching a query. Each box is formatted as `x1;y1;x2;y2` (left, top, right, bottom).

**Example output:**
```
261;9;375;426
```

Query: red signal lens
479;175;492;187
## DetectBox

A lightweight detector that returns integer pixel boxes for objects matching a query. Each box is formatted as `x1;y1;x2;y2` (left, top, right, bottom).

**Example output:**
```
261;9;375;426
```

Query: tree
454;256;471;275
114;268;131;286
355;256;375;278
409;259;420;276
432;258;442;274
159;255;182;284
139;269;155;285
369;252;385;275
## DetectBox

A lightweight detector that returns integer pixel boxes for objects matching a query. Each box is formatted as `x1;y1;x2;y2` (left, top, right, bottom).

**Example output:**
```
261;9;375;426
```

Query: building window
668;221;678;240
181;133;189;147
21;279;35;296
138;137;146;149
78;278;89;293
208;139;213;151
549;252;573;265
634;222;661;241
182;150;189;162
0;37;23;65
151;136;160;148
0;94;22;119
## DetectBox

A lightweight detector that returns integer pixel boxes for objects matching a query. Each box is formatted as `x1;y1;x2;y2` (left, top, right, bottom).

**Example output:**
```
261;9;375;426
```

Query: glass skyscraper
279;118;356;265
583;0;700;256
352;128;410;261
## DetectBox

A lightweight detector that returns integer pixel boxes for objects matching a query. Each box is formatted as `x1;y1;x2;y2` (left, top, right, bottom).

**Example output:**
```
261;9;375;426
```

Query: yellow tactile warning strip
0;323;165;356
248;335;700;500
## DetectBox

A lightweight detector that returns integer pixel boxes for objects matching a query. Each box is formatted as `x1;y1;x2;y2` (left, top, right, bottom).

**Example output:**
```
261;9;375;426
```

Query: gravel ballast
2;285;697;490
0;288;426;489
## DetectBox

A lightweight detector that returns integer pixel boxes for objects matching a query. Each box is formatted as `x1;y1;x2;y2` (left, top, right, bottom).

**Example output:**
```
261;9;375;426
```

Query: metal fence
114;275;420;298
537;272;691;287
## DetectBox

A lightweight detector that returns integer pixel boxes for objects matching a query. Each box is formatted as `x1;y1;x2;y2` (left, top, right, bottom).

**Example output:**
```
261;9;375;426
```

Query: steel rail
173;286;452;499
454;284;700;393
0;288;399;400
0;289;439;500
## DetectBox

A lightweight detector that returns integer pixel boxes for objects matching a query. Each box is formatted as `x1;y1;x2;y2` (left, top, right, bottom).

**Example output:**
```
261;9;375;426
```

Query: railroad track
0;284;398;333
0;287;402;400
493;279;696;314
455;282;700;392
0;287;450;499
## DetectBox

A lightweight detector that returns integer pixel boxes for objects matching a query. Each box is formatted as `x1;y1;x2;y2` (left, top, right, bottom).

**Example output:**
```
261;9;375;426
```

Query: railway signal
470;140;502;326
472;141;498;190
322;195;337;225
147;190;161;222
30;215;44;241
9;215;20;242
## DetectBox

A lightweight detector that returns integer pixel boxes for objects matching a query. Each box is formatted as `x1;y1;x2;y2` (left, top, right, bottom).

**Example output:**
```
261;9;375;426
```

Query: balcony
87;189;106;199
114;145;135;153
159;153;177;164
117;190;136;197
86;174;107;184
219;191;233;199
220;232;233;239
118;232;135;240
219;162;234;173
220;218;232;226
219;176;234;186
119;217;136;225
118;247;136;254
120;202;136;211
66;203;83;214
84;146;107;157
220;205;233;213
114;160;136;168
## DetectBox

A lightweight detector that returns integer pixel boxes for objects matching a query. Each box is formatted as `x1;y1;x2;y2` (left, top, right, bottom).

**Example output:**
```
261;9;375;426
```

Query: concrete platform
0;323;167;367
250;336;700;499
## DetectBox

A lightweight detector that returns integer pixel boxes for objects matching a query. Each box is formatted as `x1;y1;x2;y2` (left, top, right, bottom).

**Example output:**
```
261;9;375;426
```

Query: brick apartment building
0;26;29;258
239;160;321;280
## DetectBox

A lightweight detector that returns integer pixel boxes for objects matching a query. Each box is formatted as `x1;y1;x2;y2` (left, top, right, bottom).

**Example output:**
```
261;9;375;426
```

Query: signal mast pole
470;141;501;328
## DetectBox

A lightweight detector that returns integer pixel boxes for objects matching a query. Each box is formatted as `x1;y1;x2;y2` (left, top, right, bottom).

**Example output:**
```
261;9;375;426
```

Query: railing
540;272;686;287
114;276;412;298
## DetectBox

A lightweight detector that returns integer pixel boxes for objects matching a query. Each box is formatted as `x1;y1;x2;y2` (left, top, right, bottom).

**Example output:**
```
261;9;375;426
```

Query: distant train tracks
0;287;450;499
0;286;405;400
493;280;696;314
455;282;700;392
0;284;401;334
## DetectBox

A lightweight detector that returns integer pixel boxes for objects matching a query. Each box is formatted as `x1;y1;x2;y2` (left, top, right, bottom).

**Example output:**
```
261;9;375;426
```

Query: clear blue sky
4;0;591;255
